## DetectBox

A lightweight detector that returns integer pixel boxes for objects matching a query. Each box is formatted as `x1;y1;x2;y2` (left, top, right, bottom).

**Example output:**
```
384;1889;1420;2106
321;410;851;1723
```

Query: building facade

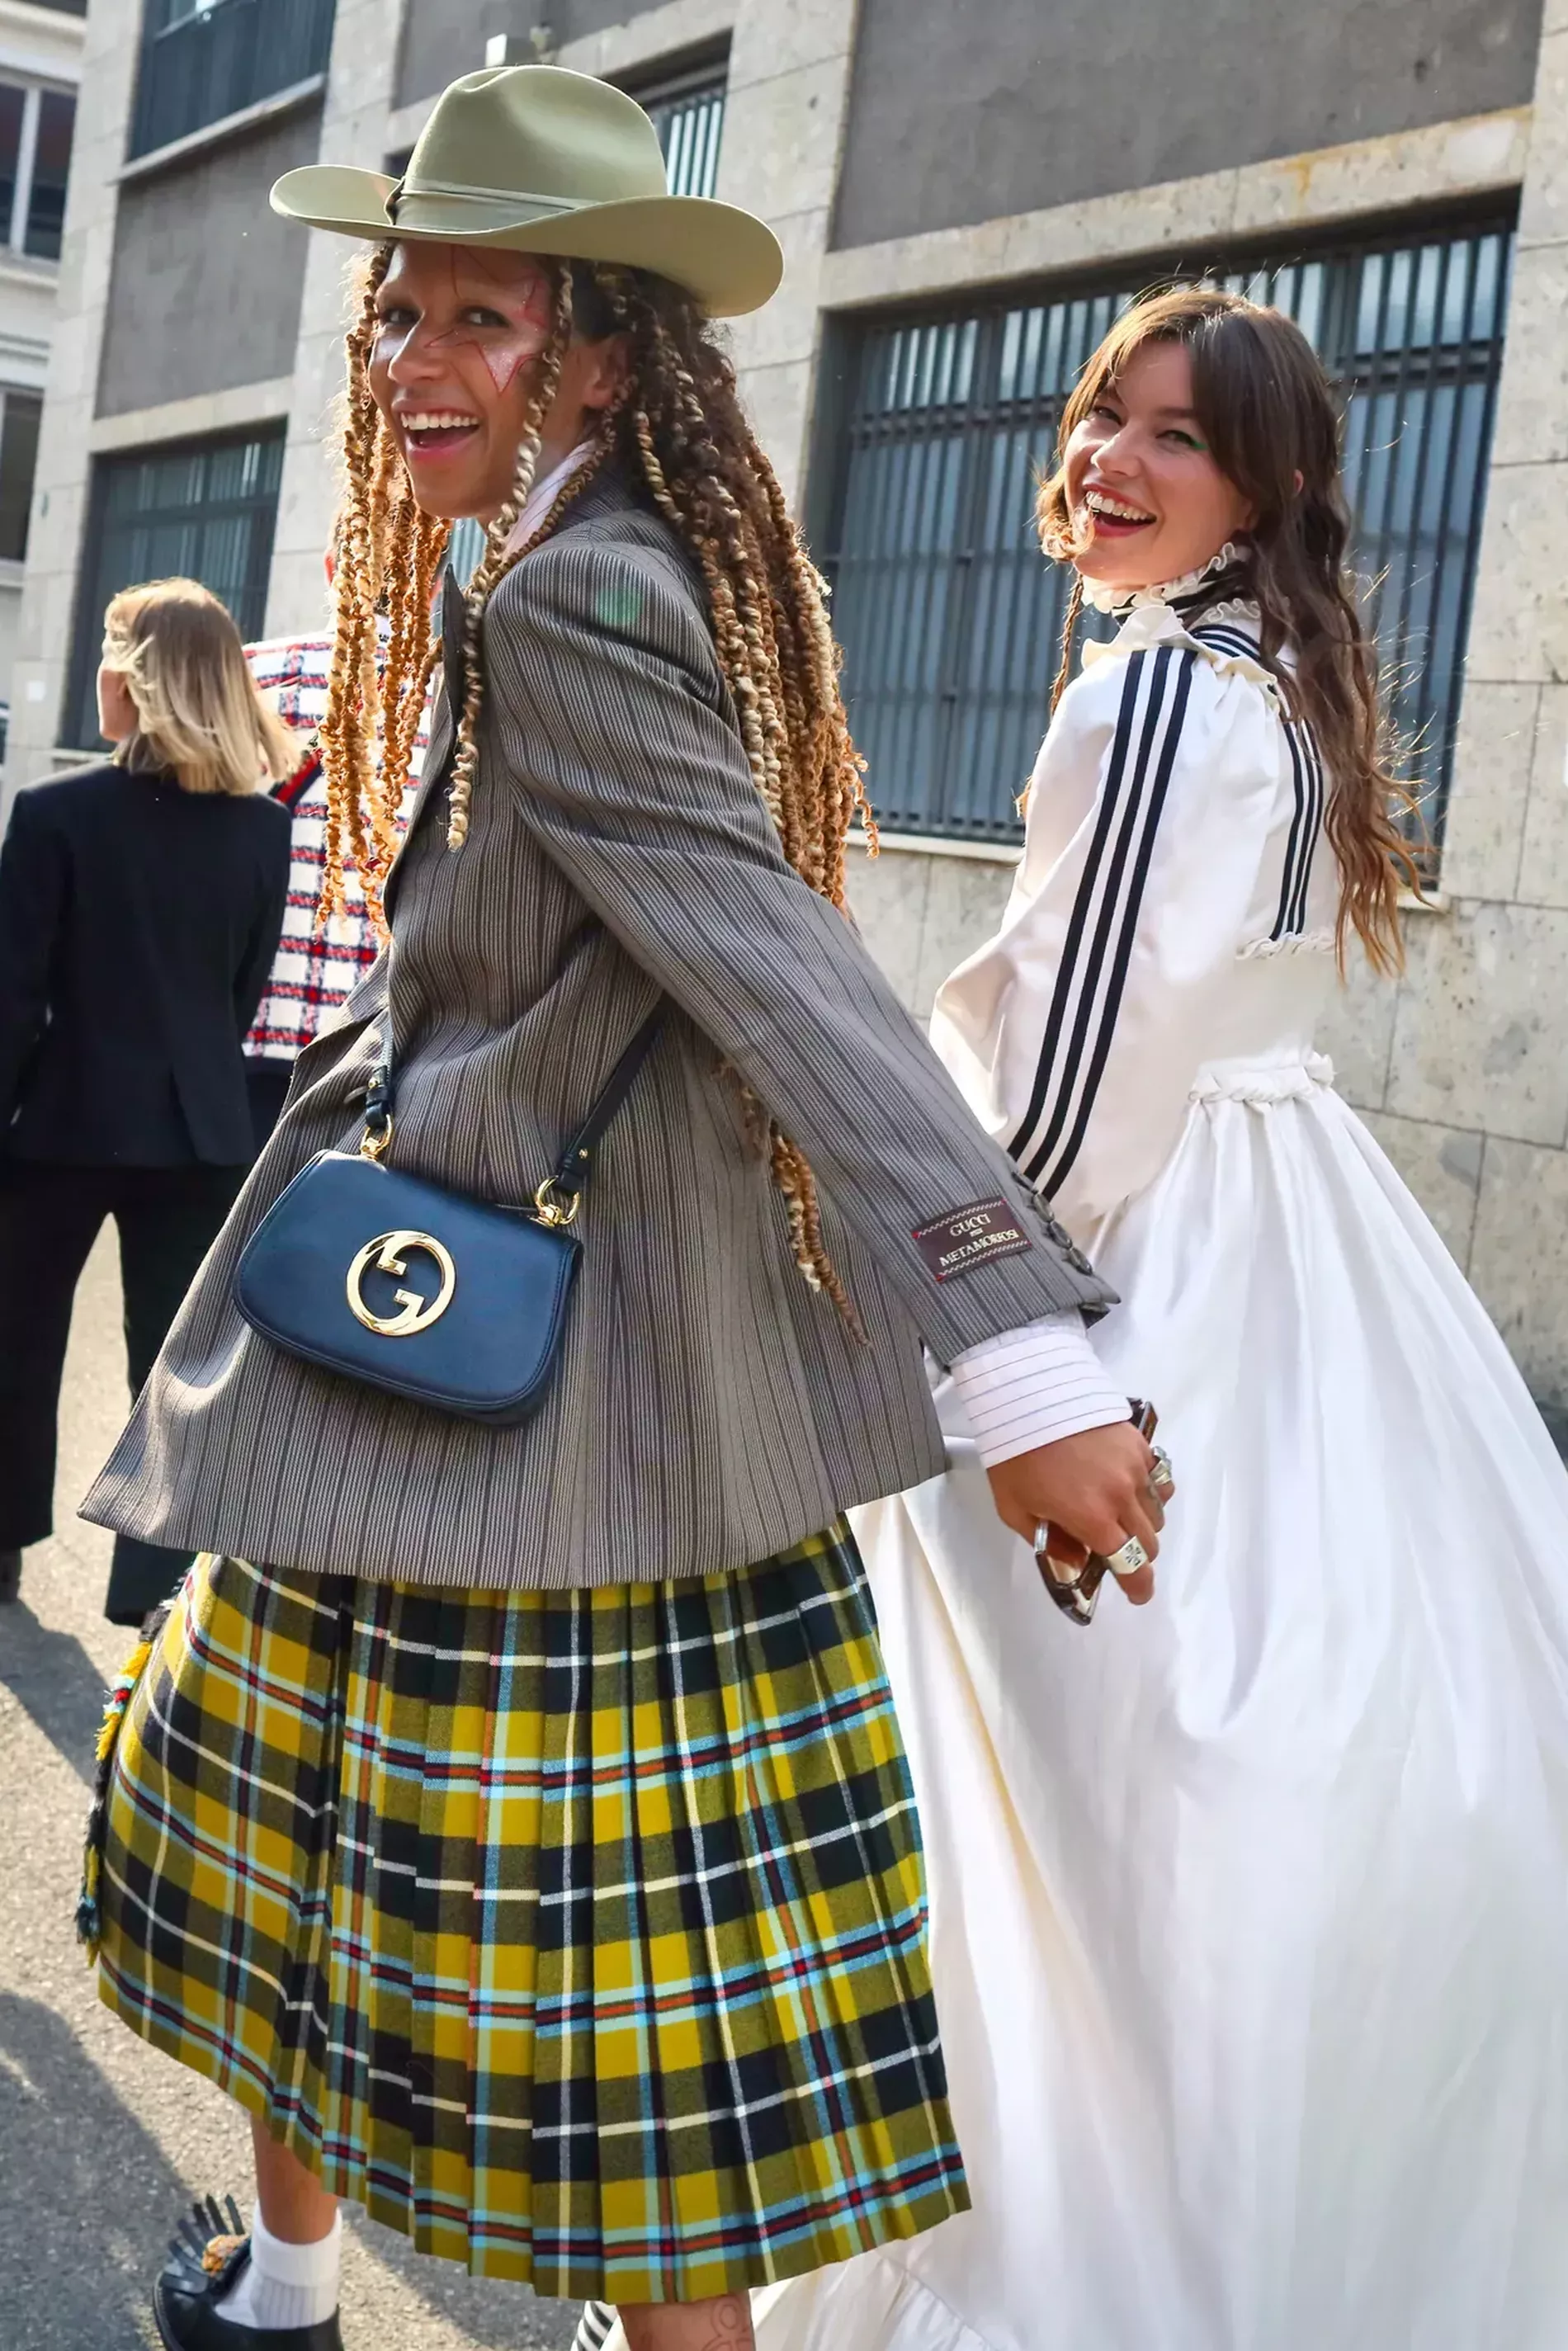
0;0;81;762
10;0;1568;1417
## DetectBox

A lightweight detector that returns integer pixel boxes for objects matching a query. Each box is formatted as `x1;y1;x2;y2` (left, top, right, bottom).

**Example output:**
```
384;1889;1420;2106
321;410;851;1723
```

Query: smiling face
367;240;625;522
1062;338;1256;593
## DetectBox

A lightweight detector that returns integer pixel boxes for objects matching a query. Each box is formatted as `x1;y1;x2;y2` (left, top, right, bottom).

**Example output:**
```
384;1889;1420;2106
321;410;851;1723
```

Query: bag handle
360;1004;664;1230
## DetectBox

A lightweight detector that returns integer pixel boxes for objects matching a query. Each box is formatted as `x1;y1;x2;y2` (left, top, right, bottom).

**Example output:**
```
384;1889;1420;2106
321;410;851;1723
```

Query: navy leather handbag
234;1010;662;1424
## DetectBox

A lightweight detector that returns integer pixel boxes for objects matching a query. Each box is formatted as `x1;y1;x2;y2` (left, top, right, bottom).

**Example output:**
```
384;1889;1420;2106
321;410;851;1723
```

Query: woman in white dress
652;286;1568;2350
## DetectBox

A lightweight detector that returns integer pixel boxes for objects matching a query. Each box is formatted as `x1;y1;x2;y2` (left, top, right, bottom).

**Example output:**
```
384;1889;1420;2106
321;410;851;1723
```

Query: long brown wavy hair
319;243;875;1320
1036;286;1419;973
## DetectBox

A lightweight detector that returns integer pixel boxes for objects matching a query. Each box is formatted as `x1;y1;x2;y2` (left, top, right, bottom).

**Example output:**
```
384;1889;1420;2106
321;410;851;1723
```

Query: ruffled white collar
1079;537;1246;616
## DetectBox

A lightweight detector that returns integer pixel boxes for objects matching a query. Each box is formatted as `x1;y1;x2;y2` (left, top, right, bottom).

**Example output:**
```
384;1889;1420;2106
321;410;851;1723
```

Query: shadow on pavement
0;1989;191;2349
0;1604;110;1787
352;2208;585;2350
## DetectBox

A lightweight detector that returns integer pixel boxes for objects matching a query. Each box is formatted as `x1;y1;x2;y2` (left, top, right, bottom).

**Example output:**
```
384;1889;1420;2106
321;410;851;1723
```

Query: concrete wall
395;0;674;110
834;0;1542;248
97;108;319;418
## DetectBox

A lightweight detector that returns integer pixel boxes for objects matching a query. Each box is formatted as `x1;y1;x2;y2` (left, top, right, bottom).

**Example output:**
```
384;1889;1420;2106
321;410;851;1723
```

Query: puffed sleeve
932;635;1284;1230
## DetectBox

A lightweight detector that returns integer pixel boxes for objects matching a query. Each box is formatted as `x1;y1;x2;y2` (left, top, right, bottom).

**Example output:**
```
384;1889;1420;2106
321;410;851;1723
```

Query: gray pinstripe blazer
83;473;1112;1589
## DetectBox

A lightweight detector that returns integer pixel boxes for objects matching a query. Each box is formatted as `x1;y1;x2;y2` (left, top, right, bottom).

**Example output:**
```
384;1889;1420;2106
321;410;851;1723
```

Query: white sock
216;2207;342;2332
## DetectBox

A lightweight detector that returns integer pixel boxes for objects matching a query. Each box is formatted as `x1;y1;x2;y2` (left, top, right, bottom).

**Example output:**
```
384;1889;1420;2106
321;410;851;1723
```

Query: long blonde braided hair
320;247;876;1319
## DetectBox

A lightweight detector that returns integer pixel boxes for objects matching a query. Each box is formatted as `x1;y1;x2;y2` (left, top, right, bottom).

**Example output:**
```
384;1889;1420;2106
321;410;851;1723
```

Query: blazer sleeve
233;800;292;1036
483;534;1114;1364
932;640;1282;1230
0;787;65;1136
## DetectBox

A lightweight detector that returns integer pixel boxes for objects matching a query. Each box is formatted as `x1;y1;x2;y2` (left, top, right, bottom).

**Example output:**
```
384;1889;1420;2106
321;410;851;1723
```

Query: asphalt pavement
0;1228;582;2351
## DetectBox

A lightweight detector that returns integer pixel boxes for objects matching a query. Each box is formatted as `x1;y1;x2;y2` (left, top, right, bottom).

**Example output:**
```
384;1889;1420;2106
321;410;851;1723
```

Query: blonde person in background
0;578;291;1620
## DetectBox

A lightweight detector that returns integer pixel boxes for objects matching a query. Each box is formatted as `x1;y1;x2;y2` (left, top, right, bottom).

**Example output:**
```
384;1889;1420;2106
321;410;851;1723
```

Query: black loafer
153;2197;344;2351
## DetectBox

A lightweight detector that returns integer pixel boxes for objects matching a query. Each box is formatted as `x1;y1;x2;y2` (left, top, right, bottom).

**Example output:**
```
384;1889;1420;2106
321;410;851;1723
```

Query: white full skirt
744;1079;1568;2351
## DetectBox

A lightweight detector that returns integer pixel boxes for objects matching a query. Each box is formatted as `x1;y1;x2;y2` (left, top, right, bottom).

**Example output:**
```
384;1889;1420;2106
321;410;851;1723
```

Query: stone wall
96;107;318;417
1351;3;1568;1415
834;0;1542;248
395;0;683;110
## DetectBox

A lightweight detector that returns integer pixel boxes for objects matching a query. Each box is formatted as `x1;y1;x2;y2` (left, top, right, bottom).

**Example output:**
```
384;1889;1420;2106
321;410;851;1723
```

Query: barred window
633;54;727;200
822;215;1514;853
67;427;286;749
130;0;336;160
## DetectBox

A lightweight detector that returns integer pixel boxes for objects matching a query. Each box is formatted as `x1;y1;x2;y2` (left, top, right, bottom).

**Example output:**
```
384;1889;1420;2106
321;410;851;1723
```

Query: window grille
823;216;1514;853
66;427;286;749
130;0;335;160
635;57;727;200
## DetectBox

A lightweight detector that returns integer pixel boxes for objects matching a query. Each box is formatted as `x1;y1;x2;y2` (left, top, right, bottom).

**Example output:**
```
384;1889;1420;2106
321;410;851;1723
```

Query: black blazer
0;761;290;1166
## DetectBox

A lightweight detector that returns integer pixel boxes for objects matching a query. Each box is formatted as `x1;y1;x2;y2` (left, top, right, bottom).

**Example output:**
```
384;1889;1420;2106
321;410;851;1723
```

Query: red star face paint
425;249;556;394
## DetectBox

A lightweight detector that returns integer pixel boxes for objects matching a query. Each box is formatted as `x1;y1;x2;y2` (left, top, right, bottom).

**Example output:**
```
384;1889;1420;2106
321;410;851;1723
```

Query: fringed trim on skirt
78;1597;172;1958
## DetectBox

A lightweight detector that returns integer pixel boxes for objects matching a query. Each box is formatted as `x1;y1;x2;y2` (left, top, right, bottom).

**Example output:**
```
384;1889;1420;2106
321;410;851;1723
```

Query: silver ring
1104;1534;1150;1579
1032;1521;1051;1556
1149;1446;1174;1499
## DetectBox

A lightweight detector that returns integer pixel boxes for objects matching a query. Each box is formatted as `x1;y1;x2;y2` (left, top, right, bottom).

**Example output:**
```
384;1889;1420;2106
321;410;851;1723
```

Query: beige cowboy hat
271;64;782;318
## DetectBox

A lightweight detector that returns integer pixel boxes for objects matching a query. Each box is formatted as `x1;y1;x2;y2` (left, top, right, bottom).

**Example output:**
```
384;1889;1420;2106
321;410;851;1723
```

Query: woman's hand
986;1423;1167;1604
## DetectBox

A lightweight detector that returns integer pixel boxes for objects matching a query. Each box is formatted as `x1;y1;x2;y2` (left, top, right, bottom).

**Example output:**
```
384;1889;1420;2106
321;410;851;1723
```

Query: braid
1051;573;1084;715
445;263;576;848
319;242;450;931
592;268;875;1319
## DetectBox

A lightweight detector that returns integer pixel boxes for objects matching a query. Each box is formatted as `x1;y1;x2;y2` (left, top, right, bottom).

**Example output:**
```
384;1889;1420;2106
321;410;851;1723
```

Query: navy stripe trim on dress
1006;646;1196;1194
1186;625;1326;942
1273;716;1326;940
1281;716;1325;937
1188;623;1263;662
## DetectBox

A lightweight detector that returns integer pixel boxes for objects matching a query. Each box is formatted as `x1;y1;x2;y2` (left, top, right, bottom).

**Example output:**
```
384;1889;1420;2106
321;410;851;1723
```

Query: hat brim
271;166;783;318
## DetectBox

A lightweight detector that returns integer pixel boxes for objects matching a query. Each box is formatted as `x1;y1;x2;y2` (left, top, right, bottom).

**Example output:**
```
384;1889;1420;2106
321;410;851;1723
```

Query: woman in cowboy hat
77;65;1165;2351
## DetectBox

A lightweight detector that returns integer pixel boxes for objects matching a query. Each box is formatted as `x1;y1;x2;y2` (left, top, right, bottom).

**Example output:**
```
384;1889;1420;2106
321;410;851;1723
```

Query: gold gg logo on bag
346;1230;457;1336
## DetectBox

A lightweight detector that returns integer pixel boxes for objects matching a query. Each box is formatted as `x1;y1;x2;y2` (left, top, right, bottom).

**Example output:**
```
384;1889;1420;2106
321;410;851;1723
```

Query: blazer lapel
439;561;468;715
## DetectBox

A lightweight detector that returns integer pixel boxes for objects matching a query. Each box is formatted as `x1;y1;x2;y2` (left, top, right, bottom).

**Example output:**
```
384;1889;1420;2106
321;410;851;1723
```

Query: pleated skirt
84;1528;968;2300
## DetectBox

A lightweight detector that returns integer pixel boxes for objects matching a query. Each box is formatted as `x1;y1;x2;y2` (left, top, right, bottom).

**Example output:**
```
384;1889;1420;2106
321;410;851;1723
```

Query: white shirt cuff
950;1313;1130;1467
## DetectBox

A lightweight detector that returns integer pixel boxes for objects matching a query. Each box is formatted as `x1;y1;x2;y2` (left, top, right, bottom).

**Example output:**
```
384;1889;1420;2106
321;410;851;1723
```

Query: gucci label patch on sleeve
912;1197;1035;1282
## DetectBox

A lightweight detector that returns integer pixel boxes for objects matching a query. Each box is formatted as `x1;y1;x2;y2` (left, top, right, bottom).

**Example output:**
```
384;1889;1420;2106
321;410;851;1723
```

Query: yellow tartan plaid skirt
85;1527;969;2299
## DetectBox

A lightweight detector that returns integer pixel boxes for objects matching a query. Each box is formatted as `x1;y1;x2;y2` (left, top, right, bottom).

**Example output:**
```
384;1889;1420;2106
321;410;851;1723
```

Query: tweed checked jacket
83;472;1113;1589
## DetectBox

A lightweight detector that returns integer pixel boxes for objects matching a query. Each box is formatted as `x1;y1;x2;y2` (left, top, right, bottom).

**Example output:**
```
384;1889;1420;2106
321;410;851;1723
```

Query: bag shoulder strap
550;1006;664;1194
361;1004;664;1197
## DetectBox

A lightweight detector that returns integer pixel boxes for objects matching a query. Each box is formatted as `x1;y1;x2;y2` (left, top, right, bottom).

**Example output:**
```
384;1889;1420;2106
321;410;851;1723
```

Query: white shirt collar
503;439;597;556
